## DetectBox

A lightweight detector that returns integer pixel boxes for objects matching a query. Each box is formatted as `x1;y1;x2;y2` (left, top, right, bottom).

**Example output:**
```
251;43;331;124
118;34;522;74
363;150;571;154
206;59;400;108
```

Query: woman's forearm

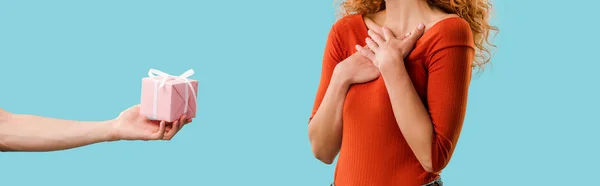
308;73;349;164
380;64;435;172
0;109;114;152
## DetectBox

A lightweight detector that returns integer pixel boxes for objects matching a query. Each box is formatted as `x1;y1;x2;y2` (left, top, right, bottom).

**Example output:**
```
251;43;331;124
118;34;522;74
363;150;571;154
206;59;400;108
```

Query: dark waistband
330;177;443;186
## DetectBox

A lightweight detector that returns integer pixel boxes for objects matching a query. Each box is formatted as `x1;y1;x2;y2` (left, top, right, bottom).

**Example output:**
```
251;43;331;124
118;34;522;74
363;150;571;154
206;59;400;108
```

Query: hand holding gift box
140;69;198;122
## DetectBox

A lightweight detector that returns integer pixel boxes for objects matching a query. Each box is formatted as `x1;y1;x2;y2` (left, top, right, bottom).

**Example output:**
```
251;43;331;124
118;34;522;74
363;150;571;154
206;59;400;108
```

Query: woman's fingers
355;45;375;62
381;27;395;41
400;32;411;40
365;37;378;51
368;30;385;44
364;18;382;34
404;23;426;44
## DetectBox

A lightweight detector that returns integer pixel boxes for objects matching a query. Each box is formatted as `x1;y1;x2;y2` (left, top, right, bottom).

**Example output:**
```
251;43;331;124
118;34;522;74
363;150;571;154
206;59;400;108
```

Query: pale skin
309;0;457;172
0;105;190;152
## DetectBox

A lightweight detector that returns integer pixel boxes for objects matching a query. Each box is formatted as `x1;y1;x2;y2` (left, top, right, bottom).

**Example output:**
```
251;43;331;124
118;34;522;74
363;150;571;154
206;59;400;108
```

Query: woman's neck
381;0;439;36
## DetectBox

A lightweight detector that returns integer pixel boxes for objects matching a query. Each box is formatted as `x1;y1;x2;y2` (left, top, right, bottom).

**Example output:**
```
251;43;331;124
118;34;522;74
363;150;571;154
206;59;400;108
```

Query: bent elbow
431;160;450;174
313;149;335;164
426;153;450;173
310;141;335;164
310;142;335;164
426;152;452;173
422;161;434;173
308;120;339;165
421;159;448;173
429;136;456;173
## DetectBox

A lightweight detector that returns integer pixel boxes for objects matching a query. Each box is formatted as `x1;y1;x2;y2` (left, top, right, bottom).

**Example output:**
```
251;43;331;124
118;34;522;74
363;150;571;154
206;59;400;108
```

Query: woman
308;0;496;185
0;105;190;151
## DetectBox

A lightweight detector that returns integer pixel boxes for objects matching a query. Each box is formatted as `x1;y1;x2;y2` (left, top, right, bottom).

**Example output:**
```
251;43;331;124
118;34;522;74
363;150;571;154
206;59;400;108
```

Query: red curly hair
337;0;498;71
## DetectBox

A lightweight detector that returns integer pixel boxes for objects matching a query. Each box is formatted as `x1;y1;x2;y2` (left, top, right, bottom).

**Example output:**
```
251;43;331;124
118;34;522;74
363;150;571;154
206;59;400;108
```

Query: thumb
405;23;426;43
120;104;140;116
127;104;141;113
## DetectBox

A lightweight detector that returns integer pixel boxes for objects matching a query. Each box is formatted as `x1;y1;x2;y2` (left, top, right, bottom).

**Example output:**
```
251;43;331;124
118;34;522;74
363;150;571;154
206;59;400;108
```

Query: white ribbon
148;69;198;119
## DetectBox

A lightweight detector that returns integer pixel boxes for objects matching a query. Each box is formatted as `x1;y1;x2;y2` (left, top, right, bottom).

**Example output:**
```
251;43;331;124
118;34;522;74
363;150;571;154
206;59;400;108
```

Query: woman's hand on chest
332;51;381;87
355;23;426;75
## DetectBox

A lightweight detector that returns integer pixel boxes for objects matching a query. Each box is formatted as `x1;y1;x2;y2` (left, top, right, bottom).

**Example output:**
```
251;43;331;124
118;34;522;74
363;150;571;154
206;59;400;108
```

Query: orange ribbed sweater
310;14;475;186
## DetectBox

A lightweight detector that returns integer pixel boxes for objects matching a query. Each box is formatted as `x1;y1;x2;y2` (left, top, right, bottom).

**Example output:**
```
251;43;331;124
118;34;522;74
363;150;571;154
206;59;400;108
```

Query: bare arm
308;71;348;164
308;25;346;164
0;105;188;152
0;108;113;151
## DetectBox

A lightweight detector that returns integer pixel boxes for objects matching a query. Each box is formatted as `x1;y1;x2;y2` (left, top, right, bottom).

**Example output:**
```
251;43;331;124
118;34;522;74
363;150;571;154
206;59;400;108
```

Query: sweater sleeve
426;45;475;173
309;25;345;122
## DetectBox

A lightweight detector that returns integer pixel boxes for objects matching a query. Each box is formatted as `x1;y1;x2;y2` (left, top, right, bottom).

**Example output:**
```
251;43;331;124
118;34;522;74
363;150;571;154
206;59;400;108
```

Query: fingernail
418;23;425;30
405;32;411;37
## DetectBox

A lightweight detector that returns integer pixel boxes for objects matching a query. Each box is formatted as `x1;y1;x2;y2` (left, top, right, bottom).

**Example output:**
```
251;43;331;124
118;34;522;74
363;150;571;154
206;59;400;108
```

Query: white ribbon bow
148;69;197;119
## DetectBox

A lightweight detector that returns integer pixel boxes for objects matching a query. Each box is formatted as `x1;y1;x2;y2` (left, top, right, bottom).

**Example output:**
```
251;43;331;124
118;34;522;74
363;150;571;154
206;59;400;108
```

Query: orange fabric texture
310;14;475;186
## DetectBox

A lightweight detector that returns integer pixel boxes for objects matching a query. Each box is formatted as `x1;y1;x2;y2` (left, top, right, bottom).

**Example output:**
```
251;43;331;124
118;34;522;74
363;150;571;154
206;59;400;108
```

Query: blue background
0;0;597;185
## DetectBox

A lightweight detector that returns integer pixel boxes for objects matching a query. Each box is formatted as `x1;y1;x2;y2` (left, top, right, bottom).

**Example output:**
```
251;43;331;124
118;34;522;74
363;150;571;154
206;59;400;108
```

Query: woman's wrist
331;67;352;89
380;60;408;78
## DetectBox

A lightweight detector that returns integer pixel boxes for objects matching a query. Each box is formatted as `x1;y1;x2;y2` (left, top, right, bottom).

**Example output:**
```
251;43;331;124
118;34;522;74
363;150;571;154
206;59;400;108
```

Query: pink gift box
139;69;198;122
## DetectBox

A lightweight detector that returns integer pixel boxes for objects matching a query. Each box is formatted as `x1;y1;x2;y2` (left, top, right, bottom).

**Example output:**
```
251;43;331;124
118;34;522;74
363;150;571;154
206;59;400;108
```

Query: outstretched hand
110;105;191;141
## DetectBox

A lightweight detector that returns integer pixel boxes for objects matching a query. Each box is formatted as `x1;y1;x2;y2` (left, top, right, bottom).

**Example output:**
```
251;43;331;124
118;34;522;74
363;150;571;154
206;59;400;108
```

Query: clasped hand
333;23;426;86
356;24;425;71
357;23;426;70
